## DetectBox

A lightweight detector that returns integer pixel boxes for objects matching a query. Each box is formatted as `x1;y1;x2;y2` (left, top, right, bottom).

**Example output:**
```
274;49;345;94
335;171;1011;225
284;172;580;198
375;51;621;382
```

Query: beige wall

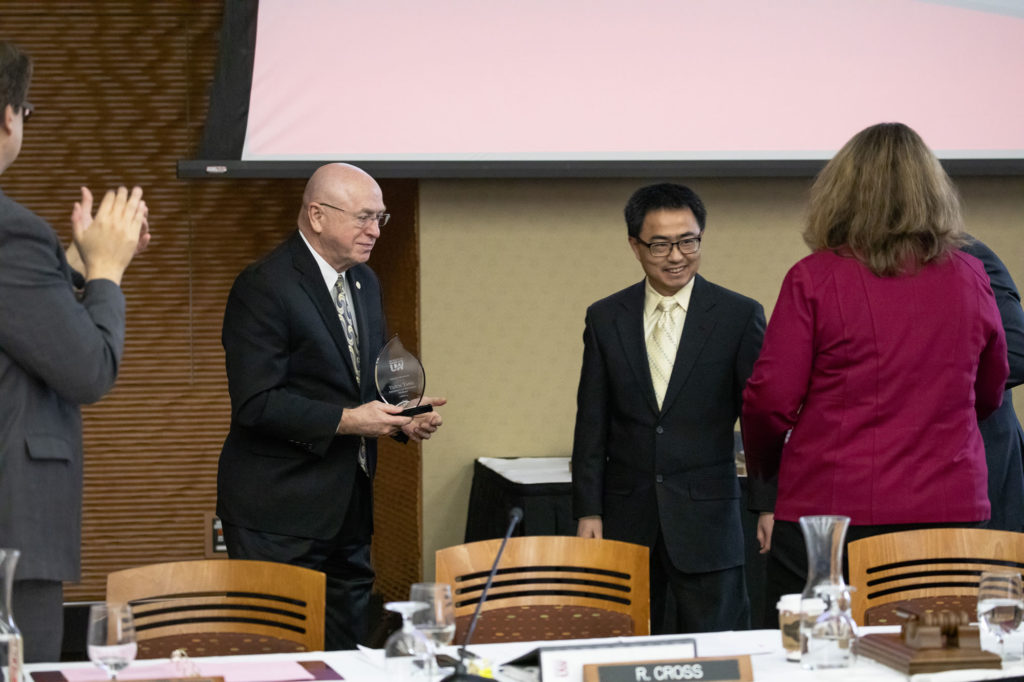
418;176;1024;578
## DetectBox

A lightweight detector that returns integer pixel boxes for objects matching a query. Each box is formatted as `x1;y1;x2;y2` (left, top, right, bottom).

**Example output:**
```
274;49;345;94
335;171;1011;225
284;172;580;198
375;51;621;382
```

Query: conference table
26;627;1024;682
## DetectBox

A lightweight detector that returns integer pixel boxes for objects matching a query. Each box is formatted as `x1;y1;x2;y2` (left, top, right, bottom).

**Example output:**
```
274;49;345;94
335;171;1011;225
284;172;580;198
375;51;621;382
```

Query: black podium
464;457;574;541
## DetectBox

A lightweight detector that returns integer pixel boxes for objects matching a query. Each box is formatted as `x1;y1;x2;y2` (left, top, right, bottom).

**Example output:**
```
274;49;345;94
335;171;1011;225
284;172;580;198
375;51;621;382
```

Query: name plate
583;656;753;682
538;638;697;682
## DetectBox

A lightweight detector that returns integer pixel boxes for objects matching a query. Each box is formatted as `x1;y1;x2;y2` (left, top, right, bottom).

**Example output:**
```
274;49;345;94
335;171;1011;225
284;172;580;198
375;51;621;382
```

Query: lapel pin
355;281;361;290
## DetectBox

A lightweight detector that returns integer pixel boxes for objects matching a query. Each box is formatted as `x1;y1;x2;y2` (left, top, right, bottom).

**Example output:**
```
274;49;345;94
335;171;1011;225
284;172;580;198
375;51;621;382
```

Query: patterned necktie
648;297;679;409
334;275;368;475
334;275;361;384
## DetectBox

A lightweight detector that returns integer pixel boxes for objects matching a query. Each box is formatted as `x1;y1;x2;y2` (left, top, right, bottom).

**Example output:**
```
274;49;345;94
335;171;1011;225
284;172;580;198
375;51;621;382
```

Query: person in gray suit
0;40;149;662
572;183;766;633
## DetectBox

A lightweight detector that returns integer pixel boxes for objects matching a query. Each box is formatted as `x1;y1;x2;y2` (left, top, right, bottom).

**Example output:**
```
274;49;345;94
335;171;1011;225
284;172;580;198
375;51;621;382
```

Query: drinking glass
384;601;431;680
977;571;1024;662
409;582;456;678
86;603;137;680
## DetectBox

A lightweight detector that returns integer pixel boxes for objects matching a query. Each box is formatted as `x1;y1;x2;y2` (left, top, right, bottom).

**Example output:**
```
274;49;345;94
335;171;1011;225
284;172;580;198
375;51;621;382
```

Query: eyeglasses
19;101;32;122
316;201;390;228
635;236;701;257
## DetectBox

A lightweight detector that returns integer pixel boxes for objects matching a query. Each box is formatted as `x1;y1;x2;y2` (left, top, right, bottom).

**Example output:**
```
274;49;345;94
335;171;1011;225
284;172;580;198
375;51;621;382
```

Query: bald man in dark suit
217;163;444;649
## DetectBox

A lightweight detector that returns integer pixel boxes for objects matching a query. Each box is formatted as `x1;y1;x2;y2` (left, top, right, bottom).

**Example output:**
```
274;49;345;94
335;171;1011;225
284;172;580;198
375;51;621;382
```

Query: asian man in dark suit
572;183;766;634
217;163;444;650
0;40;149;662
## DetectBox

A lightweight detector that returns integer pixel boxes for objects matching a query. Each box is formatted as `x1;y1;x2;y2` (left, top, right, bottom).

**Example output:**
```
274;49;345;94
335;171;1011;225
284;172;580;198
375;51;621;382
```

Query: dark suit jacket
963;237;1024;532
0;188;125;581
572;274;766;574
217;231;388;540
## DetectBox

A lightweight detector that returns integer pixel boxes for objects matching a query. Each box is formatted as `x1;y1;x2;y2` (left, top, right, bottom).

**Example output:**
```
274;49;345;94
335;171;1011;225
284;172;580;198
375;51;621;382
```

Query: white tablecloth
28;627;1024;682
477;456;571;485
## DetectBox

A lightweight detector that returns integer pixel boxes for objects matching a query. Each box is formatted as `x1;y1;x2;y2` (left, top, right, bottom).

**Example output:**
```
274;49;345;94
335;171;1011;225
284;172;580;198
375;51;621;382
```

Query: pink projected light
242;0;1024;162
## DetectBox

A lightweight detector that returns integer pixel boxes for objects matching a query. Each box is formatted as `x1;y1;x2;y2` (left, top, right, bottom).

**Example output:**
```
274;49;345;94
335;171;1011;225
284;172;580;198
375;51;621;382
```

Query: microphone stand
440;506;523;682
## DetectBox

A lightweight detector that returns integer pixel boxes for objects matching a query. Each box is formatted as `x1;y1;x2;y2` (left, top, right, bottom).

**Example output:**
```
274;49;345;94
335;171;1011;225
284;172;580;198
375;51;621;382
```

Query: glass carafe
798;515;858;669
0;549;24;682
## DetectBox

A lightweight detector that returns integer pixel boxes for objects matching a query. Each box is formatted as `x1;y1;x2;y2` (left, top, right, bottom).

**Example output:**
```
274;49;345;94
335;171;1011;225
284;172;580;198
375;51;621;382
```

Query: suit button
655;426;664;434
656;474;664;483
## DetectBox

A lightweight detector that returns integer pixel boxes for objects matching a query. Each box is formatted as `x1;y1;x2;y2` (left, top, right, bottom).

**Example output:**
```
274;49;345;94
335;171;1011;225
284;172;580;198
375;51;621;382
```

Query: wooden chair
435;536;649;644
848;528;1024;626
106;559;325;658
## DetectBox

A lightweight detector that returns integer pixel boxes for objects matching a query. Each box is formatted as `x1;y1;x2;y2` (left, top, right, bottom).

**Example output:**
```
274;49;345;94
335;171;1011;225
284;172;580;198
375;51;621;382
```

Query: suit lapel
614;281;661;414
660;275;717;414
289;234;361;387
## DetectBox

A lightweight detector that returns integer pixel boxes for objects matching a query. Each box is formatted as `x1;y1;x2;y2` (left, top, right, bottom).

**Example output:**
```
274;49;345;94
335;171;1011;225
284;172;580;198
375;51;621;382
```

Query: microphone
441;506;523;682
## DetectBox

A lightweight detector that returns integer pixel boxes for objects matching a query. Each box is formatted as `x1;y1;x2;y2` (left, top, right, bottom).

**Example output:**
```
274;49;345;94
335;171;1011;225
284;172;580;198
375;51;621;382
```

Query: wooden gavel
895;606;980;650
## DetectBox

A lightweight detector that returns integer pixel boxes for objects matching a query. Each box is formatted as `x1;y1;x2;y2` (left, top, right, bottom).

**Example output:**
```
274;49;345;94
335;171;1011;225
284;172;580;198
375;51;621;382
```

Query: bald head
302;163;380;209
300;163;386;271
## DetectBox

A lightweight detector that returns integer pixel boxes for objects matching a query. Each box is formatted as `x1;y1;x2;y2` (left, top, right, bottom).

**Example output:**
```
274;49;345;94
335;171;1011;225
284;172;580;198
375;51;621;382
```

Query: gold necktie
648;297;679;408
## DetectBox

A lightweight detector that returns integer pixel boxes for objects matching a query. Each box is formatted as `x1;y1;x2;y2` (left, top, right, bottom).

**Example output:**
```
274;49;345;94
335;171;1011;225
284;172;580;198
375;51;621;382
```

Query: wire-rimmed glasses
315;201;390;228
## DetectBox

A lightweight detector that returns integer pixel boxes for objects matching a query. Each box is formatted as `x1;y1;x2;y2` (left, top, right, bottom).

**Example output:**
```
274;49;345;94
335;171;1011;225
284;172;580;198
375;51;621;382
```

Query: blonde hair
803;122;965;276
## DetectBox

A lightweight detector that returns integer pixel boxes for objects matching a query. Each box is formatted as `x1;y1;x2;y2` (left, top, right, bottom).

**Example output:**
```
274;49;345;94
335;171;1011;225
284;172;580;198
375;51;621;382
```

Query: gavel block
854;602;1002;674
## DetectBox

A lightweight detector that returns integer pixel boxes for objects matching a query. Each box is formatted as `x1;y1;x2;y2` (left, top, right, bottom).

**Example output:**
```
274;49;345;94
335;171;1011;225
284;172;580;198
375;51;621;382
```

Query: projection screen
180;0;1024;178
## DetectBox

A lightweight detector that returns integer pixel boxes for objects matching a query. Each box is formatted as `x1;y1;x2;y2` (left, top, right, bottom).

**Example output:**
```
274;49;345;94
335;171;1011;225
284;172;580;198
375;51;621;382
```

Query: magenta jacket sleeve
741;263;815;483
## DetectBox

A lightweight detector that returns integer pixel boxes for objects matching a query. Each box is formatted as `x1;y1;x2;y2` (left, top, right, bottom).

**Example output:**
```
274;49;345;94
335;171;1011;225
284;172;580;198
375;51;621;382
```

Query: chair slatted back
848;528;1024;625
106;559;325;657
436;536;649;643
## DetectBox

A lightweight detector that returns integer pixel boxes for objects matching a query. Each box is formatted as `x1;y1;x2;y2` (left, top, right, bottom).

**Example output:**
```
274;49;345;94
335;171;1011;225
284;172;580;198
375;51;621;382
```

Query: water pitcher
798;515;858;669
0;549;24;682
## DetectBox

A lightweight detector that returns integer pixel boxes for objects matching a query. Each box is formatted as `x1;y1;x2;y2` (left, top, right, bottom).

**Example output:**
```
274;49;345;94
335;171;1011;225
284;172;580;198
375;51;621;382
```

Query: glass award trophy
375;335;433;417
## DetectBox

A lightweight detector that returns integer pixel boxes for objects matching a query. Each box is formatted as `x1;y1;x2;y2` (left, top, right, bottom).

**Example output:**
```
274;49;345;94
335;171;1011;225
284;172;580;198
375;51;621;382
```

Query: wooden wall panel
1;1;422;605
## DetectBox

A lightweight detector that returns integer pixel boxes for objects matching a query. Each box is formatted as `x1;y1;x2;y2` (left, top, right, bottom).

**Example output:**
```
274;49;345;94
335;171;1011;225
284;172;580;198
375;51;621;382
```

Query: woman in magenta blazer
742;122;1009;614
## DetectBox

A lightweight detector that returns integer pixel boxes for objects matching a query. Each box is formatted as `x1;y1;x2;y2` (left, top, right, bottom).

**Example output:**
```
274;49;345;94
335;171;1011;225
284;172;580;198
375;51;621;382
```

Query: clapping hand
70;186;148;284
